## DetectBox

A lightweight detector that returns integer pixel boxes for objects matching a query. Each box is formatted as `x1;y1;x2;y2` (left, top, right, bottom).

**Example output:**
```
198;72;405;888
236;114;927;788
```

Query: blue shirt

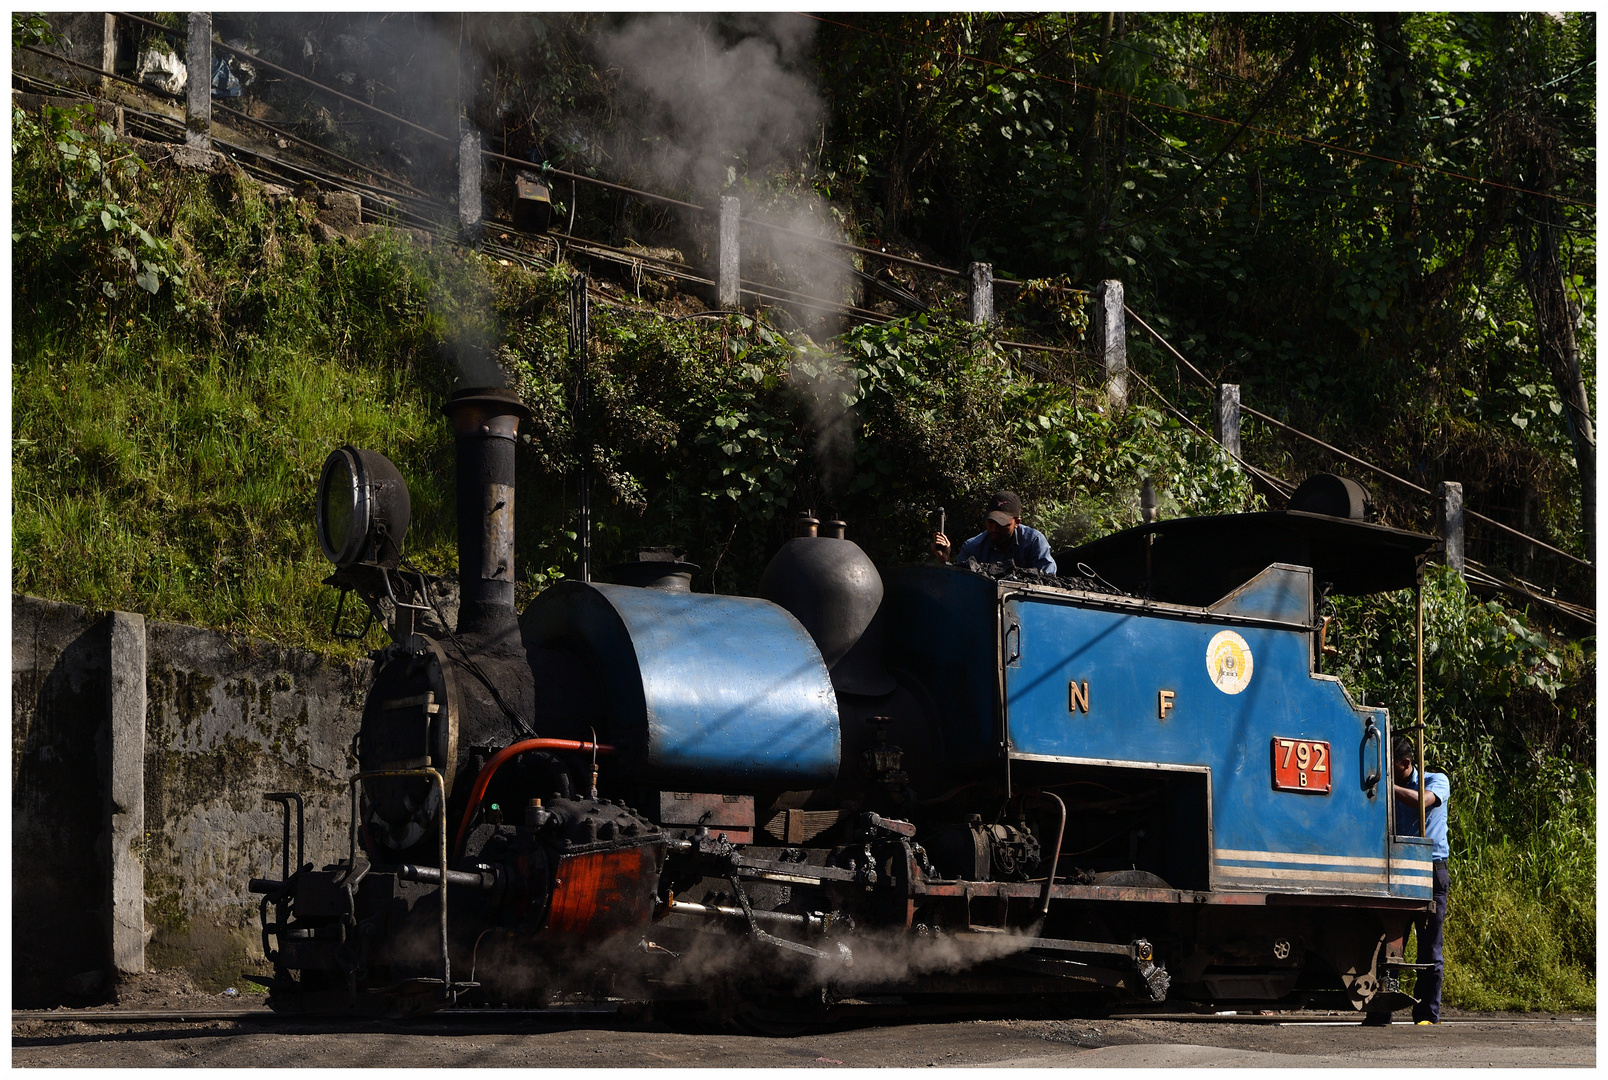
1397;769;1450;861
955;524;1057;574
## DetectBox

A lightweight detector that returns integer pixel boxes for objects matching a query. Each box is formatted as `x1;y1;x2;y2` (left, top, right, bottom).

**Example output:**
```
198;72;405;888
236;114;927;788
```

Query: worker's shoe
1415;1019;1439;1026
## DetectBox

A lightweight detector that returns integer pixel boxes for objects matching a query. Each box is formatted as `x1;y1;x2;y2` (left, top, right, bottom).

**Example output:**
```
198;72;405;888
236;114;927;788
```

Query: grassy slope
13;115;467;653
11;102;1593;1009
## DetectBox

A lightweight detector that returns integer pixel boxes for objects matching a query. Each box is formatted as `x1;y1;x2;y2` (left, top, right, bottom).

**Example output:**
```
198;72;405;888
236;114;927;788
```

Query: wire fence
1122;308;1594;625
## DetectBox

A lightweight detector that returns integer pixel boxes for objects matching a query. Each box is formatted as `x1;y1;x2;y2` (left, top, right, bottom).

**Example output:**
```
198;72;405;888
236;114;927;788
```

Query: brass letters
1158;689;1175;719
1068;680;1090;714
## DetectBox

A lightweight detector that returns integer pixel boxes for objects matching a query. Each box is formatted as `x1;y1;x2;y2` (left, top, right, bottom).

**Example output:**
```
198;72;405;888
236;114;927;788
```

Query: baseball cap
984;490;1022;526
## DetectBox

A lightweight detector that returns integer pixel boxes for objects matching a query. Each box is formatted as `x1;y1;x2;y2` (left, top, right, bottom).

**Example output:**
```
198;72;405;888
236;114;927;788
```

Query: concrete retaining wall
13;595;371;1005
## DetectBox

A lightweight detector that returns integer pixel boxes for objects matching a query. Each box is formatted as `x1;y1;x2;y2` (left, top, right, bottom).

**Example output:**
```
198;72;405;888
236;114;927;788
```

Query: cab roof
1059;510;1440;605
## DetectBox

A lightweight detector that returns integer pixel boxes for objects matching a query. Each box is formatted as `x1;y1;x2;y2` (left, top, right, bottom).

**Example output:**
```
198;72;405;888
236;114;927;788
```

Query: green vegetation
1331;569;1594;1009
812;14;1596;555
13;10;1593;1011
12;101;1249;646
13;103;461;649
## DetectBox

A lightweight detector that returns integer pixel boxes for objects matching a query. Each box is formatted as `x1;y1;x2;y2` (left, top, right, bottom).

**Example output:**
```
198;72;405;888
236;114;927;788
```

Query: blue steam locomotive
246;386;1439;1019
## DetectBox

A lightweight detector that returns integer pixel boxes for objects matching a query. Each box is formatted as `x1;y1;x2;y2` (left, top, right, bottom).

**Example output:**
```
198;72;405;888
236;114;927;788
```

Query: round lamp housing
316;446;411;568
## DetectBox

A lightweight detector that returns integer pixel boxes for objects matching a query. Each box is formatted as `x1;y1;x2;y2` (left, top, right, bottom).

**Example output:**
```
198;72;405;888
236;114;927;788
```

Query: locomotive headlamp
316;446;411;569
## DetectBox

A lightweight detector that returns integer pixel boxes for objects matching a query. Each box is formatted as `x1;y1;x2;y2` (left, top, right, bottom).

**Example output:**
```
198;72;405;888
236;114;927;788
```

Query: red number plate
1271;737;1332;794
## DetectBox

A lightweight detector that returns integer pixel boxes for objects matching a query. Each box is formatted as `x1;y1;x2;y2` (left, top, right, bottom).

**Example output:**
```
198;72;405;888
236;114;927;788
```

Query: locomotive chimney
444;386;532;636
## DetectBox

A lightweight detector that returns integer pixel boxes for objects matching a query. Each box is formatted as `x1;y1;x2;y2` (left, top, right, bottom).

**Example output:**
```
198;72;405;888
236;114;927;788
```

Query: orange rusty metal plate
546;845;659;938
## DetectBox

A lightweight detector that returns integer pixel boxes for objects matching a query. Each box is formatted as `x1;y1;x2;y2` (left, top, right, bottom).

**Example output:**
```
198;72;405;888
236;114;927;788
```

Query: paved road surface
12;1007;1594;1068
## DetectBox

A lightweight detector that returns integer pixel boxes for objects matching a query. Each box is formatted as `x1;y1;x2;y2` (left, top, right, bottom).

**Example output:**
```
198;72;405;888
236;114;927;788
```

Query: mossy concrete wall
13;595;371;1004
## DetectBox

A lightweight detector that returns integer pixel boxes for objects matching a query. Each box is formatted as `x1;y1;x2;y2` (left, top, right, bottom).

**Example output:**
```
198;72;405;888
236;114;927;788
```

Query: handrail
1127;369;1296;498
1240;403;1434;498
1241;403;1592;569
482;147;705;213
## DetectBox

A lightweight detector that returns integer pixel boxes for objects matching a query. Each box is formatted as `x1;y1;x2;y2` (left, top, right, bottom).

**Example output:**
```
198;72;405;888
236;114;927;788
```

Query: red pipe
453;739;613;859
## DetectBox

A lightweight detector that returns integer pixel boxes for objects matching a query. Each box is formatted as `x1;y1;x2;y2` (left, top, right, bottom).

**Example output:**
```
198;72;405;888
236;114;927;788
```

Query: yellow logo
1206;630;1254;695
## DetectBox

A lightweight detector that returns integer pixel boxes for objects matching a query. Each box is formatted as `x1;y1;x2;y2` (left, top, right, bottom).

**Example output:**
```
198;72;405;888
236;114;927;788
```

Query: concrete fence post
1435;480;1465;576
1094;279;1126;411
107;611;146;975
968;262;995;325
99;14;117;90
459;129;483;245
184;12;212;150
1214;383;1241;459
717;196;741;310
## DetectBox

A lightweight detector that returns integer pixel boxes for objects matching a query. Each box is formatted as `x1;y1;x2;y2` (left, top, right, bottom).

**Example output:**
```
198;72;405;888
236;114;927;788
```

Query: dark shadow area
12;609;112;1009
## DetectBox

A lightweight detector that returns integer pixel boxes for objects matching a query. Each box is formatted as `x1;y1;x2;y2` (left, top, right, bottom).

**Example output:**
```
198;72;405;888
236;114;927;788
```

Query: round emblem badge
1206;630;1254;694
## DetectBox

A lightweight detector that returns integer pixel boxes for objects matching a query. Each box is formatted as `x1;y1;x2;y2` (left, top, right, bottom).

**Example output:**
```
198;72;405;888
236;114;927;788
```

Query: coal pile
961;557;1131;597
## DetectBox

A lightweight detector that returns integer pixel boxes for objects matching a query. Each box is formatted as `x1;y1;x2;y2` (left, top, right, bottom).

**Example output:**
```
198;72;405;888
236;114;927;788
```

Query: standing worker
932;490;1057;573
1368;736;1450;1025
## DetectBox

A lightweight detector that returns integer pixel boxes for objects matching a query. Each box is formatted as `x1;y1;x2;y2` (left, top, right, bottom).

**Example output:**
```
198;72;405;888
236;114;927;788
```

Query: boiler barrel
521;581;840;788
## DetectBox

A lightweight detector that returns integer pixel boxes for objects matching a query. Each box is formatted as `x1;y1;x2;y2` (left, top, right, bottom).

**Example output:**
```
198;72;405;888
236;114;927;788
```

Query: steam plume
594;14;821;198
595;14;861;491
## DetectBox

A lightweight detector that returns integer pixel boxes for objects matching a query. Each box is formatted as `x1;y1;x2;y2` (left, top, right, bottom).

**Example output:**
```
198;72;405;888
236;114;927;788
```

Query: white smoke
594;15;853;319
594;14;822;198
813;925;1039;991
557;919;1039;1001
788;349;860;504
595;14;861;484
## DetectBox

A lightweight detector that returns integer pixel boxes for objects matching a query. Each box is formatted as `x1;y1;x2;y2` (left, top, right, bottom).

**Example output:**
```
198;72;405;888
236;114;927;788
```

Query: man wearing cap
931;490;1057;573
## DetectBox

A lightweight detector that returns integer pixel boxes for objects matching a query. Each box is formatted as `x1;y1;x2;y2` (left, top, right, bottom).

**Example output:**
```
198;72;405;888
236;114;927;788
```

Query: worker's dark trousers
1412;860;1449;1023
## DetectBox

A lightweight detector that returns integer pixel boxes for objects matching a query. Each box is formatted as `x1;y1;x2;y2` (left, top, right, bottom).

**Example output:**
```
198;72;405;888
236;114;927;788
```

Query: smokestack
443;386;531;636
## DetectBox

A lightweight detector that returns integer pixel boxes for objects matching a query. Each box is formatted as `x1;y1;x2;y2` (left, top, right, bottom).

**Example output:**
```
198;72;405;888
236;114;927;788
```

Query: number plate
1271;737;1332;794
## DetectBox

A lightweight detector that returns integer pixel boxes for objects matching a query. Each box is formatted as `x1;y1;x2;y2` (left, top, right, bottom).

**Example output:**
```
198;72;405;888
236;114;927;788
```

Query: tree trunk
1515;208;1595;557
1369;14;1419;243
1079;13;1115;220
